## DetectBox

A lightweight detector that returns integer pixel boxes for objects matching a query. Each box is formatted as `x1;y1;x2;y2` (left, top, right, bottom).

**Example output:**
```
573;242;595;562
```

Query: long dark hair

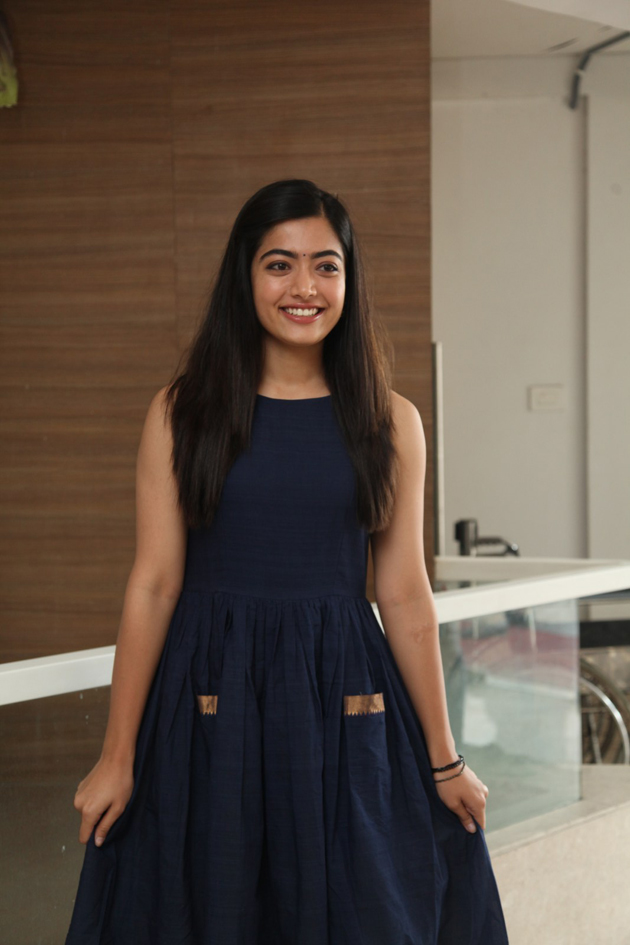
164;178;399;534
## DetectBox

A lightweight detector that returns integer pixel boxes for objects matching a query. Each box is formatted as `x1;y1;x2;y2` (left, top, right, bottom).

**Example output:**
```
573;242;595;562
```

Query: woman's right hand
73;754;135;846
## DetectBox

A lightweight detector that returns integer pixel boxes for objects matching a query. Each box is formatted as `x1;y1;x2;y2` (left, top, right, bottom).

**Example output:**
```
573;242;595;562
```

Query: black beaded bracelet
434;760;466;783
430;753;464;773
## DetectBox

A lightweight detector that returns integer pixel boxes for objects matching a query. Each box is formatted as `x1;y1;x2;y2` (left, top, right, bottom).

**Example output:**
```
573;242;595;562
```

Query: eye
266;261;339;272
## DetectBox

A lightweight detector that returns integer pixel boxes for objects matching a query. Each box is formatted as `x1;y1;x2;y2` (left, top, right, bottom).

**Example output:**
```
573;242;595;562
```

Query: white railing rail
2;556;629;707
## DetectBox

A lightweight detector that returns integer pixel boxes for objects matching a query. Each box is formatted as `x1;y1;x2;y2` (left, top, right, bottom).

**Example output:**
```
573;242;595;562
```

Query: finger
79;807;106;846
465;801;486;831
93;805;124;847
453;801;477;833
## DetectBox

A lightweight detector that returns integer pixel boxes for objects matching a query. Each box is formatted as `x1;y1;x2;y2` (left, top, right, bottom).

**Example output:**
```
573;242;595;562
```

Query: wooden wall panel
0;1;178;661
0;0;432;661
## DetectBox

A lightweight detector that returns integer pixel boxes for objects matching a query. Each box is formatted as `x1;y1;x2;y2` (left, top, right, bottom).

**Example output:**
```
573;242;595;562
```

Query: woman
66;178;509;943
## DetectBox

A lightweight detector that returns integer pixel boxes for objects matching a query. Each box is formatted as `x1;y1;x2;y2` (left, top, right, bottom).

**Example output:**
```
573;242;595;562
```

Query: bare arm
371;393;456;766
74;385;187;843
100;384;187;763
371;392;488;831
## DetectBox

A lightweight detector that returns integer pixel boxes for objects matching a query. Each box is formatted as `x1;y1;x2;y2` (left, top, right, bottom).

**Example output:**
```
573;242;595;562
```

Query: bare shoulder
390;389;422;420
370;390;429;606
133;384;186;596
139;385;175;460
148;383;174;431
389;390;426;458
135;385;180;508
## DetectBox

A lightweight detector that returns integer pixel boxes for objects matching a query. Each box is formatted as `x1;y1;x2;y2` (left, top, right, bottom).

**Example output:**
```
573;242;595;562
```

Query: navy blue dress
65;393;509;944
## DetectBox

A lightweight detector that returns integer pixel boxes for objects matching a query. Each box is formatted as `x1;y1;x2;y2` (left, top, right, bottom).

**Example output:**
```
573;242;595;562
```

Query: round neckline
257;393;332;402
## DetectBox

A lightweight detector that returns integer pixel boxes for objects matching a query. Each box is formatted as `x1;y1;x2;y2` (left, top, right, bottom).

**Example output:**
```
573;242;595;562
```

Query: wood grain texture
0;0;432;662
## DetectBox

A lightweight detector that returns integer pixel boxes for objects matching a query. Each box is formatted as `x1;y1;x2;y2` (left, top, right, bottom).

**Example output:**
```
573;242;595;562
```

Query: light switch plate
527;384;566;411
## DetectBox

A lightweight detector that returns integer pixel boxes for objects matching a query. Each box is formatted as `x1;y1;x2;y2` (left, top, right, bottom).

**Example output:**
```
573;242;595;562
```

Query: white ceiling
432;0;630;59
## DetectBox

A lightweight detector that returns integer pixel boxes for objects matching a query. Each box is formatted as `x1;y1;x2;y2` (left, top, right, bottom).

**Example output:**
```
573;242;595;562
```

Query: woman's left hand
433;763;489;832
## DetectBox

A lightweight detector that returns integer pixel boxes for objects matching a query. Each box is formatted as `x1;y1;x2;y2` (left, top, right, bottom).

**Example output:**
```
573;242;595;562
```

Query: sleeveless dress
65;393;510;945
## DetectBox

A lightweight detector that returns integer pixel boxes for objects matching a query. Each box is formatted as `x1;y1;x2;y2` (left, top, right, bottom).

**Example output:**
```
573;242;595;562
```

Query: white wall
431;54;630;559
586;92;630;558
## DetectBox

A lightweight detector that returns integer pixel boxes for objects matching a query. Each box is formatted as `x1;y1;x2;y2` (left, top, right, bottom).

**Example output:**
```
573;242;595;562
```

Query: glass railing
427;556;630;831
437;599;581;831
368;594;582;833
0;686;111;944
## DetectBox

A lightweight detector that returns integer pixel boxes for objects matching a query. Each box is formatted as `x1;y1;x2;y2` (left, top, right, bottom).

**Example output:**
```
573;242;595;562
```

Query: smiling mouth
280;307;324;317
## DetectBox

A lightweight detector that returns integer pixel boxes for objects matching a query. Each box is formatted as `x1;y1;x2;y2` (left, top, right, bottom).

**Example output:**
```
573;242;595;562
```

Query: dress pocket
342;691;389;776
196;693;219;715
343;691;385;716
342;691;392;847
192;692;220;782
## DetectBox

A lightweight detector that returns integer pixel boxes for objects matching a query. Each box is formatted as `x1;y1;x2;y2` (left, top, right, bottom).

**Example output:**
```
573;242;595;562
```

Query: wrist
100;742;135;766
430;750;463;774
428;741;458;770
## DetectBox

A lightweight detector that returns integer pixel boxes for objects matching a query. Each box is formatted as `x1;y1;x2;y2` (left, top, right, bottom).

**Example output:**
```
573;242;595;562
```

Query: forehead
258;216;342;251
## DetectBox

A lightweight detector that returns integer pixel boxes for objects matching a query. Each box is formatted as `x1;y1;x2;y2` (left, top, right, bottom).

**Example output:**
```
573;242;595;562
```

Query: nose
291;265;317;299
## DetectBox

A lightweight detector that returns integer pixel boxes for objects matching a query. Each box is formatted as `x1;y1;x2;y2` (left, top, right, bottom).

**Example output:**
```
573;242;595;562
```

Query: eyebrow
259;248;343;262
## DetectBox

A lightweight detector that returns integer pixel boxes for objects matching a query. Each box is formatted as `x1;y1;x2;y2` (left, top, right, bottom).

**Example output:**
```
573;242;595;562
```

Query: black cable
569;30;630;109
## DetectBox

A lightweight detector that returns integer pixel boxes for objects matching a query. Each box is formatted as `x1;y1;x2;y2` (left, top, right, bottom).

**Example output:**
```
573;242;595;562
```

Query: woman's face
250;216;346;346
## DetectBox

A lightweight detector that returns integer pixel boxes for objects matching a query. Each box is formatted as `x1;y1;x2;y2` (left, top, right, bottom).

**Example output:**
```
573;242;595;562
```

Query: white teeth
282;307;320;316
